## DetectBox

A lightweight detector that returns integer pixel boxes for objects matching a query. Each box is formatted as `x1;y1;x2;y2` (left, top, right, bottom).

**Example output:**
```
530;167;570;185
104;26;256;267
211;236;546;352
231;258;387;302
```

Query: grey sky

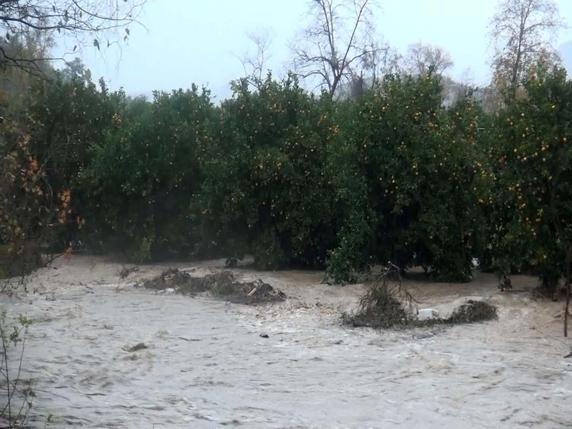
68;0;572;100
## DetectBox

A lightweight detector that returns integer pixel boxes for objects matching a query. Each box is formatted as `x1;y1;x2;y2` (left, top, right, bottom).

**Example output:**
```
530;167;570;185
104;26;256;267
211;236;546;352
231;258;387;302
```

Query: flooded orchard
1;256;571;428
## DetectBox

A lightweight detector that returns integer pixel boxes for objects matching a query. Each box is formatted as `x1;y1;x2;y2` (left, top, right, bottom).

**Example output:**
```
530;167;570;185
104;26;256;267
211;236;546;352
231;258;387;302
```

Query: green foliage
77;86;216;261
11;65;126;252
197;75;339;269
327;73;487;282
5;57;572;290
29;64;123;189
486;66;572;290
0;120;56;276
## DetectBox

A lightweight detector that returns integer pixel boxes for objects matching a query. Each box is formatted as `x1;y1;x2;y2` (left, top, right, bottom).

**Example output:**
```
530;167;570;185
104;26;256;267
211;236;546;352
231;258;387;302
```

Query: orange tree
25;63;125;251
196;75;340;268
29;63;123;191
486;66;572;292
77;87;216;261
326;73;489;283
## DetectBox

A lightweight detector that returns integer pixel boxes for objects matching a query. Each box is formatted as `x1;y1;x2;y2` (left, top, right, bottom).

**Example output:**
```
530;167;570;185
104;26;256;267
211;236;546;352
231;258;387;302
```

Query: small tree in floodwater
0;312;33;428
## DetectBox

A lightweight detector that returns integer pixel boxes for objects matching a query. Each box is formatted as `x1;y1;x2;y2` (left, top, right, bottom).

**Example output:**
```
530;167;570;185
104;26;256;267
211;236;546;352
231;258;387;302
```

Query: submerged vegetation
139;268;286;304
343;264;498;329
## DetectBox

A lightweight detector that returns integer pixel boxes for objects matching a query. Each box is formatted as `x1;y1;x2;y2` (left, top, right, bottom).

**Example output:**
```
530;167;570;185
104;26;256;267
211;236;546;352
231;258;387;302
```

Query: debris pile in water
342;263;416;329
139;269;286;305
343;280;410;328
343;264;498;329
446;300;498;324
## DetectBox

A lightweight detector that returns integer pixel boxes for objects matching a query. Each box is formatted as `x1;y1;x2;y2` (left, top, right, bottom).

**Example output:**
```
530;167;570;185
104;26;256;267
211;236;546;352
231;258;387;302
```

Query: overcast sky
63;0;572;100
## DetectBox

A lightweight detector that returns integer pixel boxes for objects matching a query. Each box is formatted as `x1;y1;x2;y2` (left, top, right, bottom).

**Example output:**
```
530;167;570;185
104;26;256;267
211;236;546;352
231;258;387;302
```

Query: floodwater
1;256;571;428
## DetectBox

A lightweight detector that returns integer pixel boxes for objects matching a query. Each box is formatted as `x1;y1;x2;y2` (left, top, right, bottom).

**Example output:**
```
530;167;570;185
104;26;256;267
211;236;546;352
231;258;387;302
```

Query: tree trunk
565;249;571;337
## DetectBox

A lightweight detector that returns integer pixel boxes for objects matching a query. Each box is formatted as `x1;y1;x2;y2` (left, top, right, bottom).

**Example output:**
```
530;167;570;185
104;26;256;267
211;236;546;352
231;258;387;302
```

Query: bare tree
0;0;145;73
359;40;400;84
490;0;564;98
405;43;453;76
293;0;379;97
240;30;273;88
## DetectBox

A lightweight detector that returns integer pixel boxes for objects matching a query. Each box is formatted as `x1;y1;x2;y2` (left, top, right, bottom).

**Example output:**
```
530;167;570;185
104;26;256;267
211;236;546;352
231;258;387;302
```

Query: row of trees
280;0;564;102
0;0;571;295
2;61;570;292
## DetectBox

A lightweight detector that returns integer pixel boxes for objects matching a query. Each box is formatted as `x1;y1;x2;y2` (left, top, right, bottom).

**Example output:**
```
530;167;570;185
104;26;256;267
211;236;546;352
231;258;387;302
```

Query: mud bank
1;256;571;428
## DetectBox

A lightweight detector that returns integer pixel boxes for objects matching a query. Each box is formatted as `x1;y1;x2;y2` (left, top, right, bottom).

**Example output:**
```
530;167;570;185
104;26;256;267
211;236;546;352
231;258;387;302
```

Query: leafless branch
489;0;565;98
239;29;273;89
0;0;146;73
293;0;379;97
405;43;453;76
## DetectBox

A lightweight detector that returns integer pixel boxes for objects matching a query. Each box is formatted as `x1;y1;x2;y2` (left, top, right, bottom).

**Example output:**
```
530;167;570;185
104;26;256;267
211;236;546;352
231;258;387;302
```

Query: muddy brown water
1;256;571;428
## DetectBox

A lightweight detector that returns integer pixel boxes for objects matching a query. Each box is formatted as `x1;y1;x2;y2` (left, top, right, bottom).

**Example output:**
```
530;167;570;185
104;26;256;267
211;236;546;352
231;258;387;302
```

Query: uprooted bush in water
446;300;498;324
342;264;415;329
343;264;498;329
139;268;286;304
